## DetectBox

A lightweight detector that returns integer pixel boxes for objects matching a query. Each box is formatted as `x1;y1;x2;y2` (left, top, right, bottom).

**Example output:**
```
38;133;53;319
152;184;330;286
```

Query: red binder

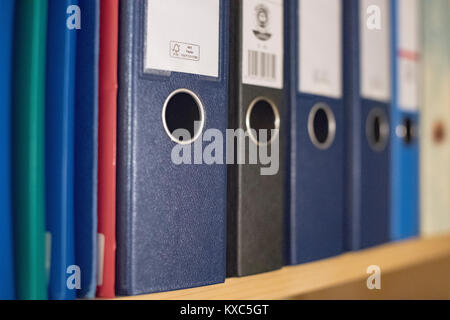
97;0;118;298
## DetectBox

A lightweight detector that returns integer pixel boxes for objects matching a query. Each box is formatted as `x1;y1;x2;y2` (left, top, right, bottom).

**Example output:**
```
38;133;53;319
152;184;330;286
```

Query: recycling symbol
172;43;181;55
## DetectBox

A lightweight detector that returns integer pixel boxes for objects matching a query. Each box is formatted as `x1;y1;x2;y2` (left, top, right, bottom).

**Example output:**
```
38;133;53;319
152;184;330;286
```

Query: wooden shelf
116;234;450;300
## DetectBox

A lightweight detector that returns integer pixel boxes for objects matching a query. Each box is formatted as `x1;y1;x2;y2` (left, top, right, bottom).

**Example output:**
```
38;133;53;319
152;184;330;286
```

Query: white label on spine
97;233;105;286
398;0;420;111
360;0;391;102
45;232;52;285
299;0;342;98
144;0;220;77
242;0;284;89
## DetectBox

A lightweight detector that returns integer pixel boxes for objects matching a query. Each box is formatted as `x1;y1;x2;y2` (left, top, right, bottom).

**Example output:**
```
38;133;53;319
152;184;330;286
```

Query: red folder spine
97;0;119;298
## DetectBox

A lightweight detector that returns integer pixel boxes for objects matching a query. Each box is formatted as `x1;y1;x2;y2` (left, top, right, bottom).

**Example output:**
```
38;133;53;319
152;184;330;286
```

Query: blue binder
286;0;345;264
74;0;99;299
390;0;420;241
117;0;229;295
45;0;78;300
344;0;392;250
0;0;15;300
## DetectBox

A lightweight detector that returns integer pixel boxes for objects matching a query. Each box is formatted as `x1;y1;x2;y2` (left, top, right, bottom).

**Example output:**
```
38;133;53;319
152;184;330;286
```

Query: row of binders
0;0;449;300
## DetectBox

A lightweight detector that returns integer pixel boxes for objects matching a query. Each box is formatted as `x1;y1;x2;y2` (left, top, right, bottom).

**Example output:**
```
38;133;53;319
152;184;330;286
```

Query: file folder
97;0;118;298
12;0;48;300
421;0;450;236
228;0;285;276
45;0;77;300
390;0;421;241
75;0;100;299
344;0;392;250
285;0;345;265
117;0;228;295
0;0;15;300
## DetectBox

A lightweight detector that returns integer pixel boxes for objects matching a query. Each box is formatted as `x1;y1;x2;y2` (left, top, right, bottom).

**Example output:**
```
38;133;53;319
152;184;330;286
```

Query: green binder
12;0;48;300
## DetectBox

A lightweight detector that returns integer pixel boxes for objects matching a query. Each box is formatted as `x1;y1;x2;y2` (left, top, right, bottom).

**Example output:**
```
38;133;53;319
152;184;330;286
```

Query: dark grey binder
227;0;285;277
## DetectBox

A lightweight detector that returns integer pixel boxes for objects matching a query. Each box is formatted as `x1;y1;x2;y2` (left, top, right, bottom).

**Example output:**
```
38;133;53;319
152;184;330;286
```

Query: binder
228;0;285;276
45;0;77;300
285;0;345;265
421;0;450;236
390;0;421;241
74;0;100;299
117;0;228;295
97;0;118;298
344;0;392;250
12;0;48;300
0;0;15;300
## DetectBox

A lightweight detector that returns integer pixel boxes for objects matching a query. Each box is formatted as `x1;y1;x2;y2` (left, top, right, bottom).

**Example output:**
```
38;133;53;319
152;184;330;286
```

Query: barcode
248;50;276;80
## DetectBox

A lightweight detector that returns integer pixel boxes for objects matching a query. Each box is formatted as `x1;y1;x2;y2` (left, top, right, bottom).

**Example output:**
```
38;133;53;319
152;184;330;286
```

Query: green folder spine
12;0;48;300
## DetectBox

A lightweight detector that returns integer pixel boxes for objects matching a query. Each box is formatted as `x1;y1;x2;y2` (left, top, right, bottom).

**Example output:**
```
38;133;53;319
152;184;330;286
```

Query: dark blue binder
74;0;100;299
344;0;391;250
0;0;15;300
117;0;229;295
45;0;78;300
390;0;420;241
285;0;345;264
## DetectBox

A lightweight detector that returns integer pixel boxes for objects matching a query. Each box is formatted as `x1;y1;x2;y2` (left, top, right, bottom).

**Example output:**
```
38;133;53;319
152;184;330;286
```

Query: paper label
144;0;220;77
360;0;391;102
97;233;105;286
299;0;342;98
46;232;52;285
398;0;421;111
242;0;284;89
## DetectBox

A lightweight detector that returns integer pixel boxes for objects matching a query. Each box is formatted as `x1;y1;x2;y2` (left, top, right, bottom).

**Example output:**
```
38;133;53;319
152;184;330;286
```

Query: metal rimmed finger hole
366;108;389;152
245;97;280;146
307;103;336;150
162;89;205;145
396;117;415;145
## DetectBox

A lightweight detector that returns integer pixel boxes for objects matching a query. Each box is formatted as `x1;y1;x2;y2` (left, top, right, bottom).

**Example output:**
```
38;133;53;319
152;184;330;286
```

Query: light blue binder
390;0;420;241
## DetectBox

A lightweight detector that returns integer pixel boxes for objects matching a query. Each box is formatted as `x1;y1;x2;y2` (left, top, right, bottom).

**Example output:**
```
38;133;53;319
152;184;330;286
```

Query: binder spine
390;0;420;241
285;0;301;264
226;0;240;277
74;0;100;299
344;0;393;250
420;0;450;236
284;0;296;266
117;0;228;295
45;0;77;300
116;0;136;296
359;0;392;249
12;0;49;300
0;0;15;300
97;0;119;298
286;0;345;264
228;0;285;276
343;0;362;251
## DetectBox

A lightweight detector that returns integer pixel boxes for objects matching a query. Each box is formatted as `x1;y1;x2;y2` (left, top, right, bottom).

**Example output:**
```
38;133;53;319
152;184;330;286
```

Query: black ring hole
248;99;277;144
164;92;202;143
312;108;330;145
403;118;413;145
366;109;389;151
372;116;382;144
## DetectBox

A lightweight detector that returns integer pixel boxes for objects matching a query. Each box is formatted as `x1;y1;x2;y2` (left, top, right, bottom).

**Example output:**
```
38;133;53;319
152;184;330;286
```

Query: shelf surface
116;234;450;300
